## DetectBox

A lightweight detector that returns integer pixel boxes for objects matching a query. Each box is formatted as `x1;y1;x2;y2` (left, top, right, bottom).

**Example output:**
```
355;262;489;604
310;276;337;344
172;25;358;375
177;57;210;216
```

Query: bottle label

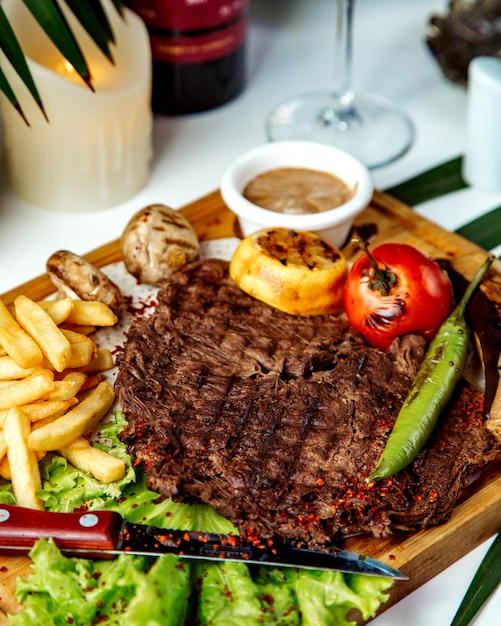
130;1;248;64
131;0;247;31
151;17;247;64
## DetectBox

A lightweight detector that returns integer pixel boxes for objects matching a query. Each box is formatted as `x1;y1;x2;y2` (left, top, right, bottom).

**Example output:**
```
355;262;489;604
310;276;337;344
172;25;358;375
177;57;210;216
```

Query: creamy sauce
243;167;354;214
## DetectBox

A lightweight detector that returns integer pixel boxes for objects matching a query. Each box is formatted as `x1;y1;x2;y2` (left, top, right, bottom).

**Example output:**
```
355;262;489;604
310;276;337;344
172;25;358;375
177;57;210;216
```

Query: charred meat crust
116;258;500;544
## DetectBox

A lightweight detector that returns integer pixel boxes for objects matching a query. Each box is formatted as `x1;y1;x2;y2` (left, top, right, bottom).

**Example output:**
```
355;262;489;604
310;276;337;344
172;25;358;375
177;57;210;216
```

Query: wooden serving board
1;189;500;624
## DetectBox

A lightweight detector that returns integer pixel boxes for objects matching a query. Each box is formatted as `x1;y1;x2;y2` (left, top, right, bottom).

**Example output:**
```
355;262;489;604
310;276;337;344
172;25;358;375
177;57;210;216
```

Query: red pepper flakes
316;477;325;486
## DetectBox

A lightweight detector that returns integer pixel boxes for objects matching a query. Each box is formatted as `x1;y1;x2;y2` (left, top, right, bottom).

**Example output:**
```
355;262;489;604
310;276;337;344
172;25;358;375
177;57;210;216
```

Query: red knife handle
0;505;122;558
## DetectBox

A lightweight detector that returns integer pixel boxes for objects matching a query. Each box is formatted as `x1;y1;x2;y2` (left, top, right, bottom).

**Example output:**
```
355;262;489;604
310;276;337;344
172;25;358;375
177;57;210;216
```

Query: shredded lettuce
2;411;393;625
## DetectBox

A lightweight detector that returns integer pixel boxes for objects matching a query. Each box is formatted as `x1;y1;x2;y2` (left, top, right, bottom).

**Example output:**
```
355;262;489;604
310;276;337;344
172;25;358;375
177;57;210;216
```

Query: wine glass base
266;90;414;169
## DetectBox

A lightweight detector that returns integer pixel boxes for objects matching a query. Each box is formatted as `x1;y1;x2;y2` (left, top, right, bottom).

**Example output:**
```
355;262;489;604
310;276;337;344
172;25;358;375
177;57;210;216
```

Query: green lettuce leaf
10;538;190;626
290;569;392;626
196;561;300;625
194;562;392;626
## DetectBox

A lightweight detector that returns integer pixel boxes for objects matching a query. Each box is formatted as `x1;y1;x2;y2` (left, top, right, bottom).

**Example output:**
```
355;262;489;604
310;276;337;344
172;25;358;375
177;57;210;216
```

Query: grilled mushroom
120;204;199;285
46;250;123;314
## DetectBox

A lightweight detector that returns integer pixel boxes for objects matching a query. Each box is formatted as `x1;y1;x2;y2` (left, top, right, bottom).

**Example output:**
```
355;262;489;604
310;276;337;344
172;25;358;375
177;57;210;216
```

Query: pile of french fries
0;294;126;511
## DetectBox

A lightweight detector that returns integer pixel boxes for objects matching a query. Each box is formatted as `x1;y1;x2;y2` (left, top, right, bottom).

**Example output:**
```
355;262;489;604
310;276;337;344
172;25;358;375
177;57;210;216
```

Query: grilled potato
229;227;347;316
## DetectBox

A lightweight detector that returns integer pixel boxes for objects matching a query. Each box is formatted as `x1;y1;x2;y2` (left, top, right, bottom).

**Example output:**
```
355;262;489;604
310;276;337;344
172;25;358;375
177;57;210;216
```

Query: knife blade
0;505;407;579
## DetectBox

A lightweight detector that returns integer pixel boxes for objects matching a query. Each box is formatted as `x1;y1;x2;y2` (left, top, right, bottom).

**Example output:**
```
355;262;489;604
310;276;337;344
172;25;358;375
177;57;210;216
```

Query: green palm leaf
451;533;501;626
455;205;501;251
385;156;467;206
0;64;30;124
0;1;124;124
64;0;117;61
110;0;124;16
22;0;93;89
0;3;46;120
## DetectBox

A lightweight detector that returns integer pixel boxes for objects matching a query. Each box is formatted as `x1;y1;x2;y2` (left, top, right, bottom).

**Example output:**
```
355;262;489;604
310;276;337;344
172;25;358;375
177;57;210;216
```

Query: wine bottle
128;0;248;114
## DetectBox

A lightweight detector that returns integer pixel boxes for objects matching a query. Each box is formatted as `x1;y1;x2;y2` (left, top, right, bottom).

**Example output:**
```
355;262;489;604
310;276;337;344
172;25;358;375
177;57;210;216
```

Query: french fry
17;398;79;422
61;329;96;369
0;457;10;480
14;295;71;372
77;373;104;392
0;369;54;409
28;380;115;451
2;446;48;482
30;412;65;431
60;323;97;336
0;430;7;462
64;300;118;327
0;299;43;368
0;355;38;380
4;407;44;510
0;274;121;501
76;348;114;374
41;371;87;400
37;298;74;325
59;437;126;483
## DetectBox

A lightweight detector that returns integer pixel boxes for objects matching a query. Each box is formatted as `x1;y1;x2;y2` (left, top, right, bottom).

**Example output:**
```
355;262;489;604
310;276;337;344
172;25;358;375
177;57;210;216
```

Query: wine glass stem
333;0;354;107
319;0;360;128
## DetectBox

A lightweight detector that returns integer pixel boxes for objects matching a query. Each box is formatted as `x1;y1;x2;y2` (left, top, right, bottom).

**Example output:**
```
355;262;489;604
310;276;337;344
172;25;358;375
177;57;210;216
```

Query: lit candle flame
55;60;91;86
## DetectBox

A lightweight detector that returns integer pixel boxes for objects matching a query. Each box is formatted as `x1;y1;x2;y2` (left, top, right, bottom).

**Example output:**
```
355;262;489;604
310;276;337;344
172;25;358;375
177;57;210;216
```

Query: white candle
0;0;153;212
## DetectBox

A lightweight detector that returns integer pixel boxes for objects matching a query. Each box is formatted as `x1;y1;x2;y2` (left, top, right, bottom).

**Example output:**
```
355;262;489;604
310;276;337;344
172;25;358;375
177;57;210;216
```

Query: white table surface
0;0;500;623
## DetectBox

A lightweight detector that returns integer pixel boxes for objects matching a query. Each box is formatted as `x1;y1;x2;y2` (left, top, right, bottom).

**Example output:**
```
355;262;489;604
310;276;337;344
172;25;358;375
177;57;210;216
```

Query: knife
0;505;407;579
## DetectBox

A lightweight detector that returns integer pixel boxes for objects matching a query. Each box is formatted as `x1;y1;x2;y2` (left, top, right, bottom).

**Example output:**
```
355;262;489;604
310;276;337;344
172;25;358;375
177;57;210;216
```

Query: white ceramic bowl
221;141;374;248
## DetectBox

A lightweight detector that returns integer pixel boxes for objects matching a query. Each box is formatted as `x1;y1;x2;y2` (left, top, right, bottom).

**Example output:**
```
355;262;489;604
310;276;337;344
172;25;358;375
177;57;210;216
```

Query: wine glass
266;0;414;169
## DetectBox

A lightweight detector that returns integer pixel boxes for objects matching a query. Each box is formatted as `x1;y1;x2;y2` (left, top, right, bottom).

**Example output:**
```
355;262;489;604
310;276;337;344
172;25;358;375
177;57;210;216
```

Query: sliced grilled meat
116;259;500;543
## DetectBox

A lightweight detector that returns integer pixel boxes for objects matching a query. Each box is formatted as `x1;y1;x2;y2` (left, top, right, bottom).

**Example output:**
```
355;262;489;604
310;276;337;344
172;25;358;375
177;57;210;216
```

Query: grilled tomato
230;227;348;316
343;242;453;350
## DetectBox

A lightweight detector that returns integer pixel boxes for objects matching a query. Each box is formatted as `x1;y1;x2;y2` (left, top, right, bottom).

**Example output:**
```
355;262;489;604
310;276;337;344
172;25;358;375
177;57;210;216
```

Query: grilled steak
116;258;500;543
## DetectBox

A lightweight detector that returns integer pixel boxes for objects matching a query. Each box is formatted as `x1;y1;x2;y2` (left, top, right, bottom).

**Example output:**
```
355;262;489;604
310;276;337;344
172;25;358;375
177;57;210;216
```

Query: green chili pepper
368;254;494;482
